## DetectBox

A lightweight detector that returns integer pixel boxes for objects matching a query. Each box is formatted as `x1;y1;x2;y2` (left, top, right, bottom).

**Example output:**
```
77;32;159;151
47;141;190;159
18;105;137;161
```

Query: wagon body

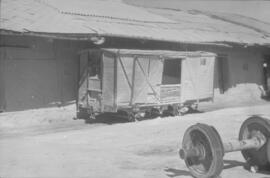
77;49;216;118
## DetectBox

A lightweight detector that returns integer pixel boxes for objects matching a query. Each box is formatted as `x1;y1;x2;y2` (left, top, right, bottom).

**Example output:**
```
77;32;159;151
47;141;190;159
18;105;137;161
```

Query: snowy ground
0;103;270;178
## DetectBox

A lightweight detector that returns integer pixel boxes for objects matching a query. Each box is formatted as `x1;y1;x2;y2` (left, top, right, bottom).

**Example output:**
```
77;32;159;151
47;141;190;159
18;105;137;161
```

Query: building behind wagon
0;0;269;112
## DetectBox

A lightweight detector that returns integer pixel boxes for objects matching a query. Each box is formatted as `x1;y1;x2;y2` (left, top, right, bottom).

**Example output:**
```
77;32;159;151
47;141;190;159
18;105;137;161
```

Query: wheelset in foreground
179;116;270;178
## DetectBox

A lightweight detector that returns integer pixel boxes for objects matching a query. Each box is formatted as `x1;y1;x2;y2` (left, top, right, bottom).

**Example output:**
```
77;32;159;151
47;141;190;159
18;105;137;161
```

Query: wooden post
86;51;89;108
130;56;137;105
76;51;80;112
113;53;118;111
0;48;6;110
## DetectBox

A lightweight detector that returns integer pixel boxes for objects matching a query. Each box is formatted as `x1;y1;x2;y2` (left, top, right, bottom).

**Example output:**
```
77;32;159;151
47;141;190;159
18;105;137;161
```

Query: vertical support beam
263;55;270;91
86;51;90;108
180;58;185;103
53;40;63;105
76;51;80;112
113;54;118;110
0;48;6;111
130;56;137;105
217;54;229;94
217;56;225;94
212;56;216;101
100;53;104;112
148;58;151;76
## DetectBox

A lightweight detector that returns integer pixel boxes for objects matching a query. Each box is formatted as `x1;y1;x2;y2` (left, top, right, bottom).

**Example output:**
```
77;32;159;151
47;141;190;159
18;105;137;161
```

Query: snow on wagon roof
1;0;270;46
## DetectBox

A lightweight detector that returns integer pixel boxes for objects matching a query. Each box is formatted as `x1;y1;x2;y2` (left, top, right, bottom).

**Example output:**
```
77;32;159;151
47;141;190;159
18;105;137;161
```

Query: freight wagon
77;49;216;121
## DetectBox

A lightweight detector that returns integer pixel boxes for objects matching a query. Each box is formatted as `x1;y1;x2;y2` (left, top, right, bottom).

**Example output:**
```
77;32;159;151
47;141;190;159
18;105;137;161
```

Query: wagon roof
101;48;216;58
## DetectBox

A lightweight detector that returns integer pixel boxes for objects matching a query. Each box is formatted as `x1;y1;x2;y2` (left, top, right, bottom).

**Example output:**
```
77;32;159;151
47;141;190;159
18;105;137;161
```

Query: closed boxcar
77;49;216;120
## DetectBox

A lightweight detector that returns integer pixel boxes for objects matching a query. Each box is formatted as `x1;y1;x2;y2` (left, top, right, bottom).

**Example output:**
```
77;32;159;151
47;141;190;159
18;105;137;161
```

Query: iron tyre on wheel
239;116;270;170
181;123;224;178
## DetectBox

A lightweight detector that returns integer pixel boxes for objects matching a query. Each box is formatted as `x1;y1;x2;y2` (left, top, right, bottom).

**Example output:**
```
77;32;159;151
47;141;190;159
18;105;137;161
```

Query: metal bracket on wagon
179;115;270;178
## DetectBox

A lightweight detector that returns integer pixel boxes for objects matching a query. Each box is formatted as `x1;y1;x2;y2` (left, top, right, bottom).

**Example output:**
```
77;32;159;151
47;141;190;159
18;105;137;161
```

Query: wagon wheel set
117;104;197;122
179;116;270;178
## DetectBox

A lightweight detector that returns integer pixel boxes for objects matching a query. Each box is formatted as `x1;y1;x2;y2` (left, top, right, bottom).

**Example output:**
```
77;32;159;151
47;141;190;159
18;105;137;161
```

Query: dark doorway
162;58;181;85
263;55;270;92
217;54;229;94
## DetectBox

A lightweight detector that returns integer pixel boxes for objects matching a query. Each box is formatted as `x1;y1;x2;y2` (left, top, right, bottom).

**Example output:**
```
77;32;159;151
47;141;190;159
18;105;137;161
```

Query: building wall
211;47;267;103
0;36;57;111
54;40;80;104
0;35;93;111
0;35;269;111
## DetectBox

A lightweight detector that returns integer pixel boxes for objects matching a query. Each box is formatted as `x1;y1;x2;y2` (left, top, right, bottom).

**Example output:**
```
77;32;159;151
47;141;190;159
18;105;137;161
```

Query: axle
179;131;267;160
223;135;266;153
179;116;270;178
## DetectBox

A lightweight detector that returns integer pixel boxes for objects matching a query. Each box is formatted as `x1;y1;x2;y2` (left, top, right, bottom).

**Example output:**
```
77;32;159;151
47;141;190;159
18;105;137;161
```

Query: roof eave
1;29;269;48
0;29;99;41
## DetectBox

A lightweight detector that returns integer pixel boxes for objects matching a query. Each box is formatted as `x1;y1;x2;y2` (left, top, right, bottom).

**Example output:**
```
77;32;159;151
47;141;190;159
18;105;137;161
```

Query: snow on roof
0;0;270;46
124;0;270;24
195;11;270;35
125;0;270;41
45;0;173;23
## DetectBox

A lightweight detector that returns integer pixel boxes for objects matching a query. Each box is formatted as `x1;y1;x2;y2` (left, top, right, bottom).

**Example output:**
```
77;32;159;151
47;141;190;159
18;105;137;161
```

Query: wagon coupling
179;116;270;178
